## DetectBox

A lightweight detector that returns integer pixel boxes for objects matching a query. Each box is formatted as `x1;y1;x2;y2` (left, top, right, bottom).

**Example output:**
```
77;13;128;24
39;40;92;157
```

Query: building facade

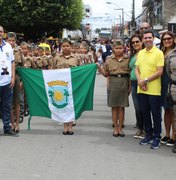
81;4;94;41
142;0;176;33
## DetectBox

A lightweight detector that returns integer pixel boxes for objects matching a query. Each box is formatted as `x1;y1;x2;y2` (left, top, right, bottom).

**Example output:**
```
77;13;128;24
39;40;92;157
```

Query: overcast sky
83;0;142;21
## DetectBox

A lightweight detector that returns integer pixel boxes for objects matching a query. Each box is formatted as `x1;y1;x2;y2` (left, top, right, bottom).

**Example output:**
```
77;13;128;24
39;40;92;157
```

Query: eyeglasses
131;40;140;45
163;37;172;41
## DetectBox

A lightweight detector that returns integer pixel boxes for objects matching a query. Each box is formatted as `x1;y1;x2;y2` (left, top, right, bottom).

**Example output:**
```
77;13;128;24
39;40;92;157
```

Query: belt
110;74;129;78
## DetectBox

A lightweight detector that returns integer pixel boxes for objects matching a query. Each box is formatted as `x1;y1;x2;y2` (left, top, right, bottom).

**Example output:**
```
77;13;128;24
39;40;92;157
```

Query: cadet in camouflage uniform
97;40;130;137
79;43;91;65
6;32;24;133
53;38;80;135
20;42;36;118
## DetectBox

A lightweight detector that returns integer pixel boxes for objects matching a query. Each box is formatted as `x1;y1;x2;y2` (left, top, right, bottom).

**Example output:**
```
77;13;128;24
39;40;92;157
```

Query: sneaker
4;129;19;137
139;136;153;145
133;129;142;139
160;136;170;144
166;139;176;147
151;138;160;149
172;144;176;153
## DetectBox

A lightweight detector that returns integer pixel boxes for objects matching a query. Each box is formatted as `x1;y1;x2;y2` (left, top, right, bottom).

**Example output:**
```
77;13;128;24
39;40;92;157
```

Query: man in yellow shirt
38;36;51;52
135;29;164;149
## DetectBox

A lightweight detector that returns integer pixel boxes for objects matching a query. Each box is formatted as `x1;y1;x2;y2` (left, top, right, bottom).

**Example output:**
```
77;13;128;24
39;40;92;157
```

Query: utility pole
149;0;154;29
106;2;124;41
122;8;124;41
131;0;135;35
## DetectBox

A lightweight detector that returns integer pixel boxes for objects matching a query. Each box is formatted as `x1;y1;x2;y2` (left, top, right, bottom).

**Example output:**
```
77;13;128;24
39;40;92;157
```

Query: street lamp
106;2;124;41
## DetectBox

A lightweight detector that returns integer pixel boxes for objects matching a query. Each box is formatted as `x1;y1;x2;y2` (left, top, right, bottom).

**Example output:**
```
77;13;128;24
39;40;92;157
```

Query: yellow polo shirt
38;43;51;51
135;46;164;95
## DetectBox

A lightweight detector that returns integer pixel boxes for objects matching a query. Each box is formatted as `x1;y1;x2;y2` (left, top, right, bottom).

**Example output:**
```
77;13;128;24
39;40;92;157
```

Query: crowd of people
97;22;176;153
0;22;176;153
0;25;100;136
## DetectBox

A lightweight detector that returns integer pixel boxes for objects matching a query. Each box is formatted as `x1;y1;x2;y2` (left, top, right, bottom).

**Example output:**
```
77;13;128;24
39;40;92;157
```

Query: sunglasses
132;40;140;45
163;37;172;41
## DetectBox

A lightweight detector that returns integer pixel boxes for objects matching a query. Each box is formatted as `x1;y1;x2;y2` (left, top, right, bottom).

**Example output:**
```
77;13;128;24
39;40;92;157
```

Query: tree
95;28;101;34
0;0;84;40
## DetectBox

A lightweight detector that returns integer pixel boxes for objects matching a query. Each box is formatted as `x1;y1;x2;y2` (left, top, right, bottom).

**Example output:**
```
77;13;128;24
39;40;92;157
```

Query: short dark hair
62;38;71;45
38;46;44;51
113;40;124;47
7;32;17;39
27;45;34;51
20;41;28;47
41;36;47;42
142;29;155;38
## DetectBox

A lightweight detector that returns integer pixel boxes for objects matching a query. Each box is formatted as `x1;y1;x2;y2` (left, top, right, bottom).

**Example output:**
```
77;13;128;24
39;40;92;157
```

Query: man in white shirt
0;25;18;136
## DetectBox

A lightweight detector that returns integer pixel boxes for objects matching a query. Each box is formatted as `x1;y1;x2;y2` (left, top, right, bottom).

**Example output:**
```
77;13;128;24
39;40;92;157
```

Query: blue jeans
0;83;13;132
139;94;162;139
131;81;144;130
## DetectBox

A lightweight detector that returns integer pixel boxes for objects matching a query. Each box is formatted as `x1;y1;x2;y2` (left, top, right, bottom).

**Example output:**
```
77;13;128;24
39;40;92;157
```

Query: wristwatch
144;78;149;83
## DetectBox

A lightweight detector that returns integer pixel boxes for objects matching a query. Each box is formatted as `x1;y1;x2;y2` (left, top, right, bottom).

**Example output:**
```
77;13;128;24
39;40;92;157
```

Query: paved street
0;74;175;180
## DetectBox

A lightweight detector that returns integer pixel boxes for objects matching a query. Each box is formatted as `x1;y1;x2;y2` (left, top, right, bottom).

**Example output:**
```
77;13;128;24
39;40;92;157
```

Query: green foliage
95;28;101;34
0;0;84;39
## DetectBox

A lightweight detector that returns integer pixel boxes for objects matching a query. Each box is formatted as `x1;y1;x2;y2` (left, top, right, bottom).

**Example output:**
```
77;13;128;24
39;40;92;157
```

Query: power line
135;7;148;20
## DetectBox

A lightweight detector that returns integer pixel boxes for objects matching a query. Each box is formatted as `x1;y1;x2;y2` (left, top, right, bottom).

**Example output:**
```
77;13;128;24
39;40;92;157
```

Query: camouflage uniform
53;53;79;69
104;54;130;107
34;56;43;69
23;56;36;69
13;46;24;105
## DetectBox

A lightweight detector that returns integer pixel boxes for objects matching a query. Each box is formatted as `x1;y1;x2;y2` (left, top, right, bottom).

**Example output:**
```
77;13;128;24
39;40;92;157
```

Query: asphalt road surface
0;74;175;180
